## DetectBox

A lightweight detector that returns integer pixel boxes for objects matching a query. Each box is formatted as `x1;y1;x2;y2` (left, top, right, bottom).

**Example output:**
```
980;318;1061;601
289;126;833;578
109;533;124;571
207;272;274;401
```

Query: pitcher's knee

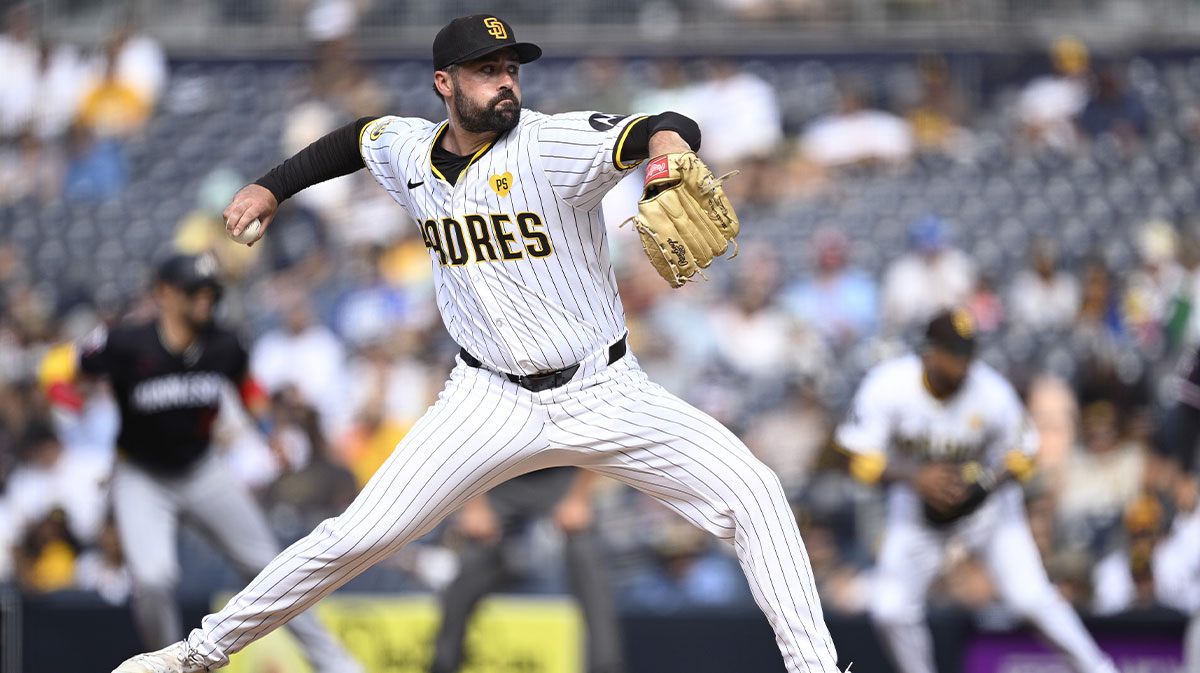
307;514;412;563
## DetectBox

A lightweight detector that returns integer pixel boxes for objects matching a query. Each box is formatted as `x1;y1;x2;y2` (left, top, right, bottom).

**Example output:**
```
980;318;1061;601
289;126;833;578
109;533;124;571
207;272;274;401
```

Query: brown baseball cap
432;15;542;71
925;309;976;357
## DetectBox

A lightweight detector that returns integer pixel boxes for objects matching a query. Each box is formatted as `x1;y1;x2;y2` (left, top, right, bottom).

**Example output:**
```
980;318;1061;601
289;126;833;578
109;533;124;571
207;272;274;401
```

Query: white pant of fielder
871;486;1117;673
111;453;356;671
184;350;842;672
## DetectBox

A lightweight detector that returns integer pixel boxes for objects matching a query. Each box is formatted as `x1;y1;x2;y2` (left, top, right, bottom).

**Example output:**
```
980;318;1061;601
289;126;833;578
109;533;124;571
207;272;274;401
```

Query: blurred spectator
965;274;1004;334
76;50;152;139
61;123;128;202
781;228;877;351
630;60;702;121
880;216;976;332
800;83;914;167
743;380;830;497
566;55;632;114
13;507;79;594
0;130;65;205
796;512;871;615
906;54;971;156
0;3;37;139
334;401;409;490
1008;238;1080;333
1078;63;1148;144
1123;219;1186;356
1073;260;1125;345
691;59;782;169
250;293;348;436
5;421;107;546
108;16;168;107
1091;491;1168;615
622;520;751;612
707;248;791;382
74;515;131;605
341;335;437;433
1026;374;1080;489
331;245;421;347
1018;36;1090;151
263;389;358;535
1056;402;1147;559
28;40;88;140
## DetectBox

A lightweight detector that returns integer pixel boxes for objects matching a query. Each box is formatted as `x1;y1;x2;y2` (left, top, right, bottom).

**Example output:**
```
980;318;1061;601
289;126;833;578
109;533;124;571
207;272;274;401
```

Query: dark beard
452;80;520;134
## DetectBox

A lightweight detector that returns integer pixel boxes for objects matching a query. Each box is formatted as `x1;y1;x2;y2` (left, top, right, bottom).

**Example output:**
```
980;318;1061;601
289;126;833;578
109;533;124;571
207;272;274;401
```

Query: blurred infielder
114;14;843;673
836;310;1118;673
55;253;359;672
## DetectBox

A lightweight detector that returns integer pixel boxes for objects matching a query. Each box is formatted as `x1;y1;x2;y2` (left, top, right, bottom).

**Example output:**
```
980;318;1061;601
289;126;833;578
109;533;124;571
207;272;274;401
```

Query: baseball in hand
228;218;263;245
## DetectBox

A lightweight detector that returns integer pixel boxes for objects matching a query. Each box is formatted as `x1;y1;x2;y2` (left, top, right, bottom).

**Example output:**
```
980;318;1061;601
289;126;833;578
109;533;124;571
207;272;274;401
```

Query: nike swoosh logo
407;179;424;189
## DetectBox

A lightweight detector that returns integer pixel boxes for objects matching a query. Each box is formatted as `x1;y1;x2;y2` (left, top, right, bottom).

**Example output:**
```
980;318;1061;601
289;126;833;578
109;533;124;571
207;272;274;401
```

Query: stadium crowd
0;0;1197;632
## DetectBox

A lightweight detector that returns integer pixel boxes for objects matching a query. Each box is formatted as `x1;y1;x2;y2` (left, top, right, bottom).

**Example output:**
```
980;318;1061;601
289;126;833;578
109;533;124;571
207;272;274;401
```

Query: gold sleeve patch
1005;451;1037;482
849;451;887;485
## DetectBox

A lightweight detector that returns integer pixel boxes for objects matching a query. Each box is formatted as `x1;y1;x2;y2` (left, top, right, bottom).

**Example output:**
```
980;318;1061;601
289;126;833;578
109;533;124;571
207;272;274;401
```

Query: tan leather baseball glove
622;152;740;288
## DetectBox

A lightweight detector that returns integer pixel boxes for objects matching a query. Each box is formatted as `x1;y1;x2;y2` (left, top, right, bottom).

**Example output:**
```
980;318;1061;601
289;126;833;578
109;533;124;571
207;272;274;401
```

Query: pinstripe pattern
178;107;842;673
185;357;841;673
357;111;634;376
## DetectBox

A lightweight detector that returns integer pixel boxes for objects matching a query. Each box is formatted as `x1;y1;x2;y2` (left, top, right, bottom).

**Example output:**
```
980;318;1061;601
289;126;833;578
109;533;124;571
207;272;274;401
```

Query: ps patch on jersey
490;172;513;197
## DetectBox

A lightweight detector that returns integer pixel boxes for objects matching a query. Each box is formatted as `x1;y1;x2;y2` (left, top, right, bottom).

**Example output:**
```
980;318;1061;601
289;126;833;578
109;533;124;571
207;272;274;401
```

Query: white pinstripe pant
186;352;840;672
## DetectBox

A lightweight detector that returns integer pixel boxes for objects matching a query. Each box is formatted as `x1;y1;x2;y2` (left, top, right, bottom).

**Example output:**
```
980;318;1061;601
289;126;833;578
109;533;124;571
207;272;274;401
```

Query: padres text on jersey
359;110;646;376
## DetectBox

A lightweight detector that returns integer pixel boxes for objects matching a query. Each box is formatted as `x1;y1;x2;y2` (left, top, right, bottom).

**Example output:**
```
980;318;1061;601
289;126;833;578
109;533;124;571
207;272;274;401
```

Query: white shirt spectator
1057;440;1145;536
30;43;88;139
342;351;438;428
1018;75;1087;128
1008;269;1080;331
0;31;37;136
6;446;109;545
881;249;976;331
691;64;782;166
113;33;168;105
800;109;914;166
251;321;347;435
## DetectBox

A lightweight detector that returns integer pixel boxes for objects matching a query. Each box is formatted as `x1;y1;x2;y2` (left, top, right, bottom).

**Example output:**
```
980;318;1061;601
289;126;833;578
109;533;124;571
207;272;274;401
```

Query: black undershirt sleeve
254;116;376;204
614;111;701;168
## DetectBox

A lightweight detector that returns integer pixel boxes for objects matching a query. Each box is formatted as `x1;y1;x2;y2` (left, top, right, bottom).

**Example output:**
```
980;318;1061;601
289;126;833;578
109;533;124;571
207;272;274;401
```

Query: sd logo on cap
432;14;541;71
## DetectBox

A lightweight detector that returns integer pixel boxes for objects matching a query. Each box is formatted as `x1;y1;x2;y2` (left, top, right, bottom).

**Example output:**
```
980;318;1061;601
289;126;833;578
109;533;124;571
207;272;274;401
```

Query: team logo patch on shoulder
588;113;629;131
369;119;392;141
490;172;514;197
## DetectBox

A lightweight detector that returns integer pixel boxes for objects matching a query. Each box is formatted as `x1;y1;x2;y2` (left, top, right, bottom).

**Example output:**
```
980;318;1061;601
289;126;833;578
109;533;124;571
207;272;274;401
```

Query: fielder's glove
622;152;740;288
922;462;997;527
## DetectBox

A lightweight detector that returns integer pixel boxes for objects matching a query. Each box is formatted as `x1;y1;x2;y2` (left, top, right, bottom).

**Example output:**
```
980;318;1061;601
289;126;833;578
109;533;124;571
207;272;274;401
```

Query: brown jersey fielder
113;14;842;673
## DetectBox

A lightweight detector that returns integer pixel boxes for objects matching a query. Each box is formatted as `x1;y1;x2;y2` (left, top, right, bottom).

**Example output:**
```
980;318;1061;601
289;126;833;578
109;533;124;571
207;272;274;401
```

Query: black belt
460;336;627;392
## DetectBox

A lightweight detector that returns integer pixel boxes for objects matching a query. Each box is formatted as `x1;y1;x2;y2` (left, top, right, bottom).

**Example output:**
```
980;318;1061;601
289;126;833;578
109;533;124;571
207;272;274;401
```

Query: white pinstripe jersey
836;354;1037;468
359;110;647;376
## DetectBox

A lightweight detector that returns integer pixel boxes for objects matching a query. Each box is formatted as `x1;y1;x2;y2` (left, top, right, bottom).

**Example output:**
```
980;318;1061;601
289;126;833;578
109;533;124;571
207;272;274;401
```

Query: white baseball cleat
112;641;207;673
